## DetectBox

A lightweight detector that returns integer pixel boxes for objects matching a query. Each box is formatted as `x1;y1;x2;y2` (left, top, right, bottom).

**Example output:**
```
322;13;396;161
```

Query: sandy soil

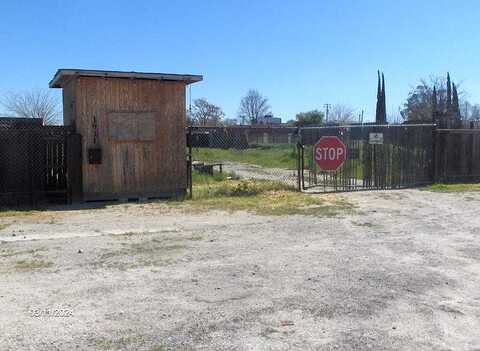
1;189;480;350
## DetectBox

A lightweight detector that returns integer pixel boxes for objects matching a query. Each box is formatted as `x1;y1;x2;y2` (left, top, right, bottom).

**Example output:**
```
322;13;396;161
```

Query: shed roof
49;69;203;88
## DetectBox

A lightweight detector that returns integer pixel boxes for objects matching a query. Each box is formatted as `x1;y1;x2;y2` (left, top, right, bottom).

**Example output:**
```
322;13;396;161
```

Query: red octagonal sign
313;136;347;171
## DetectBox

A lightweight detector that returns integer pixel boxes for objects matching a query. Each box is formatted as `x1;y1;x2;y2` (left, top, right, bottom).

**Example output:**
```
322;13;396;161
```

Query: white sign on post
369;133;384;145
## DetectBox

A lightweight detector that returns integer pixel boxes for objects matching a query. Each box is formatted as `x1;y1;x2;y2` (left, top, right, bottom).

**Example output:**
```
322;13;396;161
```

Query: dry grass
176;171;354;216
0;209;39;218
181;173;354;216
187;190;353;216
94;236;190;270
14;259;53;271
421;183;480;193
0;247;48;258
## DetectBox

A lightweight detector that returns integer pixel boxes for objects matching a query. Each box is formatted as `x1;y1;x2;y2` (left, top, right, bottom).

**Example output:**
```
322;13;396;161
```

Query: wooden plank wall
435;129;480;182
73;77;187;199
62;79;76;126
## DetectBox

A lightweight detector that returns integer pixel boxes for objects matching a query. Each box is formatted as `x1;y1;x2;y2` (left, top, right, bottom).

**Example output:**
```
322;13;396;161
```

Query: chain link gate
298;124;435;192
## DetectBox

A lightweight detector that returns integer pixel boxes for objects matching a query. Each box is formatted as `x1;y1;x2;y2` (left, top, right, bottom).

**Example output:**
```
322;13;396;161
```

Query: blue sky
0;0;479;122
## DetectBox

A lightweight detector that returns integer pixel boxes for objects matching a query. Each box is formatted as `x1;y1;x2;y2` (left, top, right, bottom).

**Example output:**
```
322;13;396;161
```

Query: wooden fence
434;129;480;182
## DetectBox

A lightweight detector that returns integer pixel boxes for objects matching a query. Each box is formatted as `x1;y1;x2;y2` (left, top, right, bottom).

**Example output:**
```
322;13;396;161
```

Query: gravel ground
1;189;480;350
221;161;362;191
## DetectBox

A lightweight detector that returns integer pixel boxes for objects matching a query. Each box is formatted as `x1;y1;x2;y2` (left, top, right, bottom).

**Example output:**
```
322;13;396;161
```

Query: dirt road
1;189;480;350
222;161;298;187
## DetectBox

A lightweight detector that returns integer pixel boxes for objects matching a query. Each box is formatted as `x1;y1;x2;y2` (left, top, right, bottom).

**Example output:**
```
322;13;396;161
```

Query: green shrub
192;170;238;185
194;179;293;200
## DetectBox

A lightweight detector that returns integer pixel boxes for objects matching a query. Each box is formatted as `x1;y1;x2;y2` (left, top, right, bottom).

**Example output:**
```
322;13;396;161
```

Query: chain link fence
187;126;301;195
0;118;73;206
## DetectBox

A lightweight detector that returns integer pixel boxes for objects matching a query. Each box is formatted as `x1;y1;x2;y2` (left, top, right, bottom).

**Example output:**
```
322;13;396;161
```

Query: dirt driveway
222;161;298;187
1;189;480;350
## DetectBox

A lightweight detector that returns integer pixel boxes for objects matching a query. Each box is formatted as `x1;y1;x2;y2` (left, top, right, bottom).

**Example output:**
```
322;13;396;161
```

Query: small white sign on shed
369;133;384;145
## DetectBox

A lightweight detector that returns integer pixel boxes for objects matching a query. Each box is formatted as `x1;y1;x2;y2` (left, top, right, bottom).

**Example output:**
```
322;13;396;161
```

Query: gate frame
297;123;437;193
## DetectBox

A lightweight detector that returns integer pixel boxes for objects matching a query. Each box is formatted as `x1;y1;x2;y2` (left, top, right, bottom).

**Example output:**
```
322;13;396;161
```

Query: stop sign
313;136;347;171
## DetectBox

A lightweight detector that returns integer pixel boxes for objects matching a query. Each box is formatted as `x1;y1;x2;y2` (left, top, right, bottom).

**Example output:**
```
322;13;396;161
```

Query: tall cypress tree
375;71;381;124
381;73;386;124
432;86;438;123
446;72;452;114
452;82;460;121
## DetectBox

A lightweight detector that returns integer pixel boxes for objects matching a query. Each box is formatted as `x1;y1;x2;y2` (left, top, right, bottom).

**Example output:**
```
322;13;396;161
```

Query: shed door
109;112;157;195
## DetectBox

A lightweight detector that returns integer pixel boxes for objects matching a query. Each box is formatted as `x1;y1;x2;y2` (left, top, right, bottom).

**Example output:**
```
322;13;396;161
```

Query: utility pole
359;110;364;124
188;85;192;114
324;103;331;124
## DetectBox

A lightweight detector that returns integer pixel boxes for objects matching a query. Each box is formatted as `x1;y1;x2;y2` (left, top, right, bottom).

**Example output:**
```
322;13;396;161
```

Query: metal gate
298;124;435;192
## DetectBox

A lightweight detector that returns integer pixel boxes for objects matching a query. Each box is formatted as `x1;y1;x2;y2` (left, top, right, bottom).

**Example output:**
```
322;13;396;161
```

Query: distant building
256;114;282;125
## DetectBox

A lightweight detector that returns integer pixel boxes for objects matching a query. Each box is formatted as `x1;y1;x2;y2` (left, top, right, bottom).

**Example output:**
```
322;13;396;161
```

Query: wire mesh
188;126;300;191
0;118;72;206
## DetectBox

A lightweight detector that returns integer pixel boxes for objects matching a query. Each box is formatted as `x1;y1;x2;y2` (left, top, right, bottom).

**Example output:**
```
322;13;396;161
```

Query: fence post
187;127;193;199
432;124;438;183
301;144;306;190
296;142;302;192
296;127;302;192
66;133;83;203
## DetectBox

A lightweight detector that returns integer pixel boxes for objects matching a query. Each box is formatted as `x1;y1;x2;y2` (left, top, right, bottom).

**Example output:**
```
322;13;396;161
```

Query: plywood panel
108;112;156;141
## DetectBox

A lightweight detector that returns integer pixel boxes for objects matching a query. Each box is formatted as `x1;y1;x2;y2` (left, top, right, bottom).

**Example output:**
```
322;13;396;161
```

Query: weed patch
14;259;52;271
94;236;189;270
194;178;293;199
184;174;353;216
421;183;480;193
0;209;40;218
0;247;48;258
189;190;353;216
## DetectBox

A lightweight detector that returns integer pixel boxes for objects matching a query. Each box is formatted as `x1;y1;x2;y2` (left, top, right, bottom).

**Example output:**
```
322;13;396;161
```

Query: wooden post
66;133;83;203
296;142;301;191
301;144;305;190
187;127;193;199
432;126;438;183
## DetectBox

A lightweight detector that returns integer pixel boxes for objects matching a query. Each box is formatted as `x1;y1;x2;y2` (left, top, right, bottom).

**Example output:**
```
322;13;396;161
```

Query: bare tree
191;98;225;126
464;102;480;120
329;104;355;124
221;118;238;126
387;107;403;124
1;89;60;125
238;89;270;124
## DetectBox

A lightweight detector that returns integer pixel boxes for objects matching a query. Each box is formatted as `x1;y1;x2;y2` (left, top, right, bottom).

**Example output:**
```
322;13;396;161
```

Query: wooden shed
49;69;202;201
